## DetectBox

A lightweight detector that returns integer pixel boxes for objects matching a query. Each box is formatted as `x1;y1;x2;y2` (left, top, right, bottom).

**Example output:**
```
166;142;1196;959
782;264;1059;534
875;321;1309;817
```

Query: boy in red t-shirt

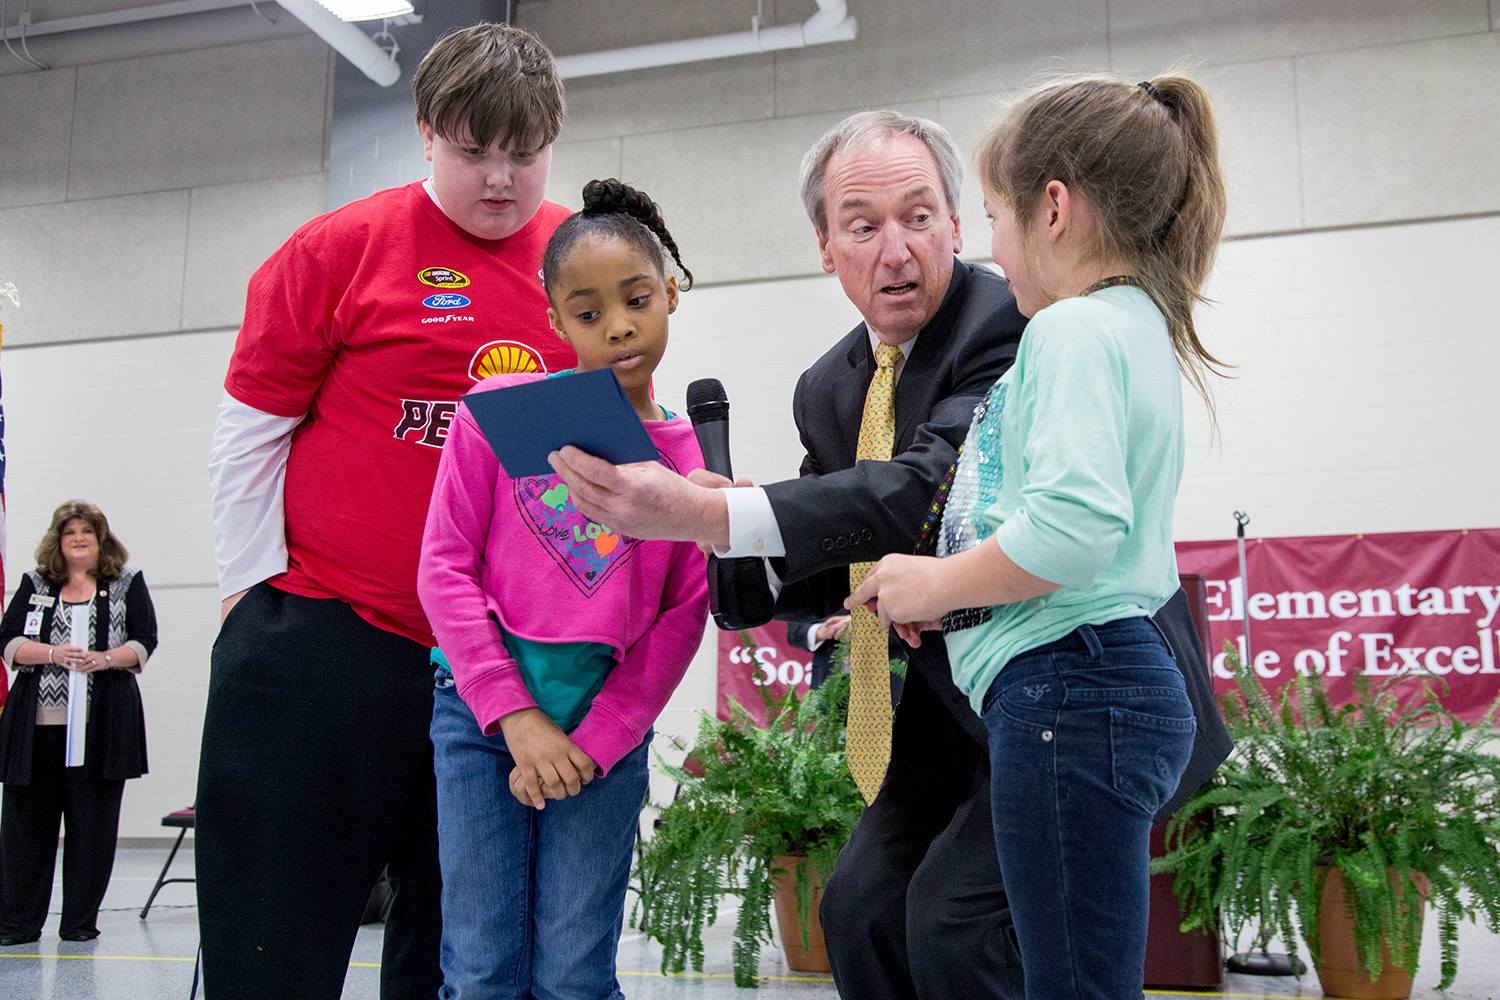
198;24;574;999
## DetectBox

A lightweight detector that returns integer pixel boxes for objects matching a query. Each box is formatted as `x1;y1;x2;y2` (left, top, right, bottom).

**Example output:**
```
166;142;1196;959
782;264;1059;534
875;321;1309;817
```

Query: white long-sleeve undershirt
717;331;914;561
209;391;305;600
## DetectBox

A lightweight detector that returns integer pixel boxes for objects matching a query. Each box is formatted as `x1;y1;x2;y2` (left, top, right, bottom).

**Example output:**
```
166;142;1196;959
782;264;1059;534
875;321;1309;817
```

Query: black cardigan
0;569;156;784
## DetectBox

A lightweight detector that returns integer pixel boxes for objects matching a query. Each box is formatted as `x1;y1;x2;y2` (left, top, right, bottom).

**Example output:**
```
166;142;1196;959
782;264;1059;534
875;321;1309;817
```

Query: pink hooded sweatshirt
417;372;710;774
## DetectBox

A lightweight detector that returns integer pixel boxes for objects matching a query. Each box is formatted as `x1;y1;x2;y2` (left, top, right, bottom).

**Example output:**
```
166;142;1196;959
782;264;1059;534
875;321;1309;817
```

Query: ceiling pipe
5;0;856;87
555;0;856;79
275;0;400;85
2;0;247;39
3;0;399;85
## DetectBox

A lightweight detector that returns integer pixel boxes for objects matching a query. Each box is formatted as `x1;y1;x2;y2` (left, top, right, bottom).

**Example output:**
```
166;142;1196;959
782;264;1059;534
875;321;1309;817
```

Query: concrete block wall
514;0;1500;282
0;34;333;345
2;0;1497;834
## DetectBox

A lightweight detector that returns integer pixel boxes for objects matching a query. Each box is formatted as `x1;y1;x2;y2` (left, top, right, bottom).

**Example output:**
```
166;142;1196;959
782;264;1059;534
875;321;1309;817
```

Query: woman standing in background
0;500;156;946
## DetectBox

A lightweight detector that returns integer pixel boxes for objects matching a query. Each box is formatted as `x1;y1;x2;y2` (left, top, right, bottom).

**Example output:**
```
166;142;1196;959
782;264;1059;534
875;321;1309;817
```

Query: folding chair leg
140;827;189;920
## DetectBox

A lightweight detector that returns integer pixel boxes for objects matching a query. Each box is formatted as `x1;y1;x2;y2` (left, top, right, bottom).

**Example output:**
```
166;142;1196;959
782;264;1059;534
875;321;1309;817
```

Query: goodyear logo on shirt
418;267;470;288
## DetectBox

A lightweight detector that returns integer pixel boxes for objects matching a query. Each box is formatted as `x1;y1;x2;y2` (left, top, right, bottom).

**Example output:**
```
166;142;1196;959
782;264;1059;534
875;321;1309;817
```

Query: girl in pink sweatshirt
417;179;708;1000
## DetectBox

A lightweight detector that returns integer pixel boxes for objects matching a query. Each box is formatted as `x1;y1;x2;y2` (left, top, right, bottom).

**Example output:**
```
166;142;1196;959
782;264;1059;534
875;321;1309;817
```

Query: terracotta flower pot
770;855;831;973
1314;866;1429;1000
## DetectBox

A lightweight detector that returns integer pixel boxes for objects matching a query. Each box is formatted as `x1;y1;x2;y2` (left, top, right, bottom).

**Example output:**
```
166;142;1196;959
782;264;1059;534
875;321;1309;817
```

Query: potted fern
631;664;866;987
1152;654;1500;997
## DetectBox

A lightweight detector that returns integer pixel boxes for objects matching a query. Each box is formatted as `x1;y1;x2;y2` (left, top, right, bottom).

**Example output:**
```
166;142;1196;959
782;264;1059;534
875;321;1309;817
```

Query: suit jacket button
822;538;834;552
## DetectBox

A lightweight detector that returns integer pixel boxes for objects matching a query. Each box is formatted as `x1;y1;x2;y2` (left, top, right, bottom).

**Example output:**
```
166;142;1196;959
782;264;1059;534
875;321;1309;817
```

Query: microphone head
686;378;729;424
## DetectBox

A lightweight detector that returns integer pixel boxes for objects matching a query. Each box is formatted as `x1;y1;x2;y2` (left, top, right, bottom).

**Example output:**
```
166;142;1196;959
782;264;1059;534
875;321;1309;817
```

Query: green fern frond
634;666;865;987
1155;649;1500;990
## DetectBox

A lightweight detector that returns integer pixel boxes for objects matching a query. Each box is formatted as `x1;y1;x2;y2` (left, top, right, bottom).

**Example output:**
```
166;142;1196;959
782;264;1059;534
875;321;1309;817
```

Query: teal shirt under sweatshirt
941;285;1185;713
432;632;614;734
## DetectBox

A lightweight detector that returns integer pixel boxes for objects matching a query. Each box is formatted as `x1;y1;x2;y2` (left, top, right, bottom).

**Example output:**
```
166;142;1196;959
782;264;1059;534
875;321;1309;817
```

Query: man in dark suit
784;615;849;690
553;110;1029;999
786;614;906;701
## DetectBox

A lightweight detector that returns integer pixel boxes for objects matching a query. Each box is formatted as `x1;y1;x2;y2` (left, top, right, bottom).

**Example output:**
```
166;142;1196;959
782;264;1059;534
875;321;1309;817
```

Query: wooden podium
1143;573;1224;989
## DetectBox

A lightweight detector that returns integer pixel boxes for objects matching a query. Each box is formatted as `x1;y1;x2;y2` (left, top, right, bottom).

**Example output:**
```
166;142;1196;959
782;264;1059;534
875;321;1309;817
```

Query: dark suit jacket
785;619;838;689
764;260;1025;745
759;260;1233;814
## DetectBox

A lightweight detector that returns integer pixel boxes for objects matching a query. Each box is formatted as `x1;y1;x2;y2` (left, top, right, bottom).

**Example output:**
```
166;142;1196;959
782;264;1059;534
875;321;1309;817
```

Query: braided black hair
542;179;694;299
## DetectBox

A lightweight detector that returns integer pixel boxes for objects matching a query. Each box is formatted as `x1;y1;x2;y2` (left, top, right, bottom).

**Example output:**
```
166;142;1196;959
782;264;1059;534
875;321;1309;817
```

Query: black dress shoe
0;932;41;946
59;929;100;942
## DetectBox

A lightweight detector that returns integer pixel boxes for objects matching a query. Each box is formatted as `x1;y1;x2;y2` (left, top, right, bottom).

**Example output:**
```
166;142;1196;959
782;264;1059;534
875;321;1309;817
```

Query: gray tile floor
2;845;1498;999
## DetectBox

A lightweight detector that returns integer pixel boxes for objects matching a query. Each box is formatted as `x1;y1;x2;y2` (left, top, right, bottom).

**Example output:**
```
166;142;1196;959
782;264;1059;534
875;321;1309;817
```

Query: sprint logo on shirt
418;267;470;288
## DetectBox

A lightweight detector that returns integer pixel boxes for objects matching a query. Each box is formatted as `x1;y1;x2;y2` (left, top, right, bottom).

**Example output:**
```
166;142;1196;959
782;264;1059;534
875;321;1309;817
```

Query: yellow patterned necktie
847;341;902;804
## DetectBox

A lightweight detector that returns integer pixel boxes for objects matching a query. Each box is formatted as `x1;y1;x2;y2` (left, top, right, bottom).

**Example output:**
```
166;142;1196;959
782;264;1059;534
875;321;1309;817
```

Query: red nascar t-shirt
225;181;576;646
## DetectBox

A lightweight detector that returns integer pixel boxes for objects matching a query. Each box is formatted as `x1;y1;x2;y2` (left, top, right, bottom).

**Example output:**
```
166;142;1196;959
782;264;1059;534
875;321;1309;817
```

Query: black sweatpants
195;584;442;1000
0;725;125;939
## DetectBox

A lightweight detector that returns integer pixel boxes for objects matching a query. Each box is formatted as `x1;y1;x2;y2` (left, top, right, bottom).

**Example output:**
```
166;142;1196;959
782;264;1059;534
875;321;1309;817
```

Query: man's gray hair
799;110;965;235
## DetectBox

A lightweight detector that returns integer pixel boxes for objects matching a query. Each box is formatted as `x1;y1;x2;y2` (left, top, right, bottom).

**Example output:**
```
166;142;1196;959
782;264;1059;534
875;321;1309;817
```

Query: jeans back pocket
1108;700;1195;817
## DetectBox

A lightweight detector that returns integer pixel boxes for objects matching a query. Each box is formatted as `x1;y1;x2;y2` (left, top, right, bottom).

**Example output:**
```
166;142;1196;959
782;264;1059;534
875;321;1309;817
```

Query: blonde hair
34;499;128;586
978;74;1229;407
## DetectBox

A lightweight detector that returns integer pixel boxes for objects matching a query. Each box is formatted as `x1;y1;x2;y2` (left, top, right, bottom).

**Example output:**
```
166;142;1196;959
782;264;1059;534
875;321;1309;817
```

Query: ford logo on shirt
423;293;472;309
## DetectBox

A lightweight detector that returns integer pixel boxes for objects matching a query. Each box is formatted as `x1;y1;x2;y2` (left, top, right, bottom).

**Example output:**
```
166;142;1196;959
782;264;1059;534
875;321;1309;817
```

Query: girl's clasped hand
501;707;600;809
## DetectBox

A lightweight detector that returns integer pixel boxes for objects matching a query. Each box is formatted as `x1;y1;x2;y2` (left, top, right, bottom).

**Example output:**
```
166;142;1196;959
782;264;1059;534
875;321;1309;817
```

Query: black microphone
686;379;733;478
686;378;776;631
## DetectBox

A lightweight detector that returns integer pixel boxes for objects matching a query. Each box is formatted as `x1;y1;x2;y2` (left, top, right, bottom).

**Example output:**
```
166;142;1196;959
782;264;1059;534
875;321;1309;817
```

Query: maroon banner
716;621;815;727
1176;528;1500;720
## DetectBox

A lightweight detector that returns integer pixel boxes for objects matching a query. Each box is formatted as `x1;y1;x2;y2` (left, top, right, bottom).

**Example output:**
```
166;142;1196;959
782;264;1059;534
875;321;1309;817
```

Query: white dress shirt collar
866;329;917;384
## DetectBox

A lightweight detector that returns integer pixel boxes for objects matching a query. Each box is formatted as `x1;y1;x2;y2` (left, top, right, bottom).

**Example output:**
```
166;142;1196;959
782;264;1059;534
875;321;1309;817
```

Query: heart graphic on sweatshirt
515;475;637;595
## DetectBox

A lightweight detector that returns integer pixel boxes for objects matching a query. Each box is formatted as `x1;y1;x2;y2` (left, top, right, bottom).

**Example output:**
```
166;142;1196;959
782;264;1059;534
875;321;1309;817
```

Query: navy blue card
461;367;660;479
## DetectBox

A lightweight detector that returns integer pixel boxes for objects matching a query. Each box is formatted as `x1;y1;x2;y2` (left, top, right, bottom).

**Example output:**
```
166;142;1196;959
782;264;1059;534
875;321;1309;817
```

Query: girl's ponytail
1136;75;1228;411
580;179;694;290
542;179;693;298
978;74;1231;414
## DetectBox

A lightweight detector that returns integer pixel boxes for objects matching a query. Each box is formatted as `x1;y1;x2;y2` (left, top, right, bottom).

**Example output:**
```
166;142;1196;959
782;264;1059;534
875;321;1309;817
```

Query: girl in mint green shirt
849;75;1229;999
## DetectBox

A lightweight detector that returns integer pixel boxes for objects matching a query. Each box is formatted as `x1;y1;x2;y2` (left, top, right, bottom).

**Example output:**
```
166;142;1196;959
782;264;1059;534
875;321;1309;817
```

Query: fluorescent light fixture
312;0;414;21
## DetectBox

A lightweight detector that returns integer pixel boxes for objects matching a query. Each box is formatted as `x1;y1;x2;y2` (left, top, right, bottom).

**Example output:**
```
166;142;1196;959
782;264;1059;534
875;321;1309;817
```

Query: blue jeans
432;678;650;1000
981;617;1195;1000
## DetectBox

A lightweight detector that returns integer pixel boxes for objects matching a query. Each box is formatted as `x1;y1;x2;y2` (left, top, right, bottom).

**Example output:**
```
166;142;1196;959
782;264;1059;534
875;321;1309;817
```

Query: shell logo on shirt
469;341;545;382
418;267;471;288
